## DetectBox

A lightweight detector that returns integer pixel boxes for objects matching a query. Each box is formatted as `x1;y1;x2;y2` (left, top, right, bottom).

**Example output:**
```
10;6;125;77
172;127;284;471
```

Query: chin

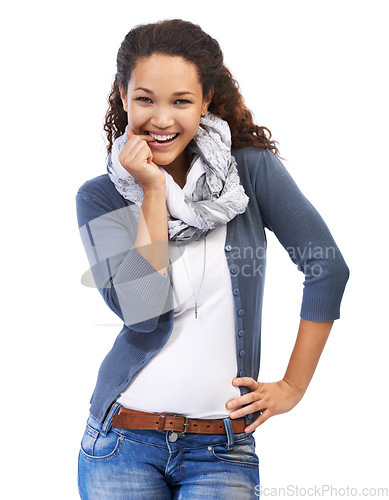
153;149;185;165
153;155;176;166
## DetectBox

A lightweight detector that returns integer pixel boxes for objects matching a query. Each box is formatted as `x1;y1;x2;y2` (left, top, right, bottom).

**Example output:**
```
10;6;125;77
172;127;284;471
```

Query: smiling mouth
145;131;180;143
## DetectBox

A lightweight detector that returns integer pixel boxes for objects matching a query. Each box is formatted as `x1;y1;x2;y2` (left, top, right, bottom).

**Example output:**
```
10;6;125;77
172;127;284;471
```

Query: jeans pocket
211;435;259;468
80;424;124;462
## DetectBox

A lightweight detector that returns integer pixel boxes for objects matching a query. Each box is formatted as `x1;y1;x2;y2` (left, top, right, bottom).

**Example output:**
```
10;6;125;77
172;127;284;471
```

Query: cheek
128;105;148;130
181;112;201;136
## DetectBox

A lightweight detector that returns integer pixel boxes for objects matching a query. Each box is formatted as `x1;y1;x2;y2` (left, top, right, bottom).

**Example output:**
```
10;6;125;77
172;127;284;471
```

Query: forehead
129;54;202;92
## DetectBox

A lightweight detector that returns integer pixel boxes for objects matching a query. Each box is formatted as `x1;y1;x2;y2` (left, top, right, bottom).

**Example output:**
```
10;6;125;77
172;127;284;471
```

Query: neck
160;149;191;189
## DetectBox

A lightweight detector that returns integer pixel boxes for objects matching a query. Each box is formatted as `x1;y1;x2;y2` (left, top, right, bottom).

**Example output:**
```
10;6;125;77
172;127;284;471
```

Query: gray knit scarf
107;112;249;245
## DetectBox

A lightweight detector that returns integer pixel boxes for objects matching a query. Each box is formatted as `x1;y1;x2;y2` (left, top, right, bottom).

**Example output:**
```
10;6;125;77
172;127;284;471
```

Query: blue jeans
78;402;260;499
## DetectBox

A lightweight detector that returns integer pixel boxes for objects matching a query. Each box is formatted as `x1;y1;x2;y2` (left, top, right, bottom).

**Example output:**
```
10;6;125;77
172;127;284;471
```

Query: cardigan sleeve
253;148;350;321
76;185;173;333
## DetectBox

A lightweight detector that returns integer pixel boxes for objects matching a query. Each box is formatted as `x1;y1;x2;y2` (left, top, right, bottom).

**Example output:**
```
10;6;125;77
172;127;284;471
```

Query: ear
119;86;128;112
201;87;214;116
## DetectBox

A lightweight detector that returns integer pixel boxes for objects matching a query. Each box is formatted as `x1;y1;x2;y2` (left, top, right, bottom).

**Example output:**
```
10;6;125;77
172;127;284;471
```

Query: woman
76;19;349;499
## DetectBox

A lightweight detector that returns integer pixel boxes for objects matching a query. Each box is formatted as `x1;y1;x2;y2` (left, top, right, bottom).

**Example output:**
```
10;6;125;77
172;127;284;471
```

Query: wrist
142;180;166;195
280;378;306;400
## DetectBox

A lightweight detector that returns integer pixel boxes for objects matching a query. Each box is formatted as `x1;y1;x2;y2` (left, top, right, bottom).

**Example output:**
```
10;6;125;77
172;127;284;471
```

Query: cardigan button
230;265;238;274
238;329;244;337
225;245;232;251
239;370;245;377
233;288;239;295
238;309;244;316
239;350;245;357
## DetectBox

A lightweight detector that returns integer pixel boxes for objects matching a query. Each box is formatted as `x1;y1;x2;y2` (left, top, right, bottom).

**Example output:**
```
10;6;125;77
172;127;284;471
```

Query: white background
1;1;388;498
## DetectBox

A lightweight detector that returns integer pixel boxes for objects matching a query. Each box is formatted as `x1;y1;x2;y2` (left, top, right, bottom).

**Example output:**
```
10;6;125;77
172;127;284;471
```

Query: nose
150;106;174;130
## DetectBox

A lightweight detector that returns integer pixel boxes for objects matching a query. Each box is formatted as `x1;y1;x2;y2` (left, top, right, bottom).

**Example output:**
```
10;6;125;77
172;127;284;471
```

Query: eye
175;99;192;105
135;96;153;103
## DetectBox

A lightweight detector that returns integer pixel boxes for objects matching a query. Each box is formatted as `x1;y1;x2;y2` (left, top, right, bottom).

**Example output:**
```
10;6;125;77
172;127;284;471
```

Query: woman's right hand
118;129;166;191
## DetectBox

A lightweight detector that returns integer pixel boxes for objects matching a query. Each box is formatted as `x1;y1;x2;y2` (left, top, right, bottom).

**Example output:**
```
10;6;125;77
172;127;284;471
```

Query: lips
145;131;180;143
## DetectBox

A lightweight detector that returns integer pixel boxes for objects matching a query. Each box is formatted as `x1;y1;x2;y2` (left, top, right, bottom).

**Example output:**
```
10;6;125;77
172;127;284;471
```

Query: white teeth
149;133;177;141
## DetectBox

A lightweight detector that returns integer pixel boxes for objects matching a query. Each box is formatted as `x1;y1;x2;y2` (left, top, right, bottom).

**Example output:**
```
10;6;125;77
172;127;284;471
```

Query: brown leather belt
112;407;246;434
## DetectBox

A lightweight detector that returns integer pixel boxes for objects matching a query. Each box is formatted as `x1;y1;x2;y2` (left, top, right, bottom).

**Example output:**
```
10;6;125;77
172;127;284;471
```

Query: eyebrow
135;87;195;96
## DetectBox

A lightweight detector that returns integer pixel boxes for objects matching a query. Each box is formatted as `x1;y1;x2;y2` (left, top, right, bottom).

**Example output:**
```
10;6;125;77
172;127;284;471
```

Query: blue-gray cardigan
76;147;349;425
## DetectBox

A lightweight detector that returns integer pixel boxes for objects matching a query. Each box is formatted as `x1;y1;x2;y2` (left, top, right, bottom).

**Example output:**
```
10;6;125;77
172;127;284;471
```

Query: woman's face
120;53;212;170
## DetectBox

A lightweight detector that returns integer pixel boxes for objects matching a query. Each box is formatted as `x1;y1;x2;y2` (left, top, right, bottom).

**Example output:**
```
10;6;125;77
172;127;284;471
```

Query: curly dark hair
104;19;280;157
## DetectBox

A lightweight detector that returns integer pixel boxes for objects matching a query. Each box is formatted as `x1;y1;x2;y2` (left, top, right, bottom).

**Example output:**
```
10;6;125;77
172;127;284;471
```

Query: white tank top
116;224;241;418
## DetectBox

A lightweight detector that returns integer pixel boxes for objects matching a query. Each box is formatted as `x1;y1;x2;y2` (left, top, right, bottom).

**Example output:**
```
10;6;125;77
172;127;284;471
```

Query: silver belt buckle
173;414;189;434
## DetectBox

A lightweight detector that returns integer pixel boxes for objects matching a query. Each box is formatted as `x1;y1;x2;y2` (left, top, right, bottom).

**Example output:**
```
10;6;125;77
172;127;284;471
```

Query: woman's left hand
226;377;305;433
